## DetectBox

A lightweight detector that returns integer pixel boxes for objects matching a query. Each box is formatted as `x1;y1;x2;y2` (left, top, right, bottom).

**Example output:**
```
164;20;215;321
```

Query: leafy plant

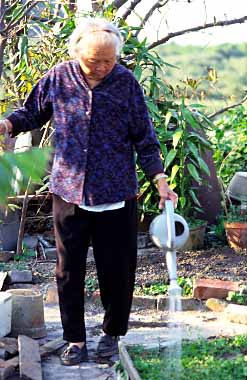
135;277;193;297
225;205;247;223
85;277;98;295
227;286;247;305
210;106;247;187
128;335;247;380
0;148;51;205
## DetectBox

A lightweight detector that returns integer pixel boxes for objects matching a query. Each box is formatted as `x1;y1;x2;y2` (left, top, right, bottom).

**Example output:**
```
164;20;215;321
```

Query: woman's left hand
156;178;178;210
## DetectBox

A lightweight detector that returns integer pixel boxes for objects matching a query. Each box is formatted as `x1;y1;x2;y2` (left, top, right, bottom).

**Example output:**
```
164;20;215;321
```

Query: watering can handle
164;200;176;249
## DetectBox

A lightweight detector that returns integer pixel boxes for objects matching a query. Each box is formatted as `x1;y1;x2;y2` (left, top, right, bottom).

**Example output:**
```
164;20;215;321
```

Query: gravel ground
29;243;247;287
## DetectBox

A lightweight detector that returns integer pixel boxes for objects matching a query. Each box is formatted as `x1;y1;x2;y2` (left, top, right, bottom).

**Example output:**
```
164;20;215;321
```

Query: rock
7;270;32;284
206;298;228;312
224;304;247;324
193;278;240;300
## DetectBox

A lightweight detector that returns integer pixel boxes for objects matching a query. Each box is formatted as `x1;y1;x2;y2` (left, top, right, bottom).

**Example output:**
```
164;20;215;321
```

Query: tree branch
136;0;169;36
0;0;44;34
148;15;247;50
208;94;247;119
122;0;142;20
113;0;128;10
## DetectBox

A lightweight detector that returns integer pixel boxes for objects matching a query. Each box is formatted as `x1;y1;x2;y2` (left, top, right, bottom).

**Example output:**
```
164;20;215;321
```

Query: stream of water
165;285;183;380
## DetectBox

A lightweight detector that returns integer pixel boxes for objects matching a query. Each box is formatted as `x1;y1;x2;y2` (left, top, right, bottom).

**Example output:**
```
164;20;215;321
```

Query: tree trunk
0;0;5;81
0;36;6;80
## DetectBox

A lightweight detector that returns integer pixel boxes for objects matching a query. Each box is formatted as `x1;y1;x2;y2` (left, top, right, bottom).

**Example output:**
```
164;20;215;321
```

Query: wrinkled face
79;41;117;81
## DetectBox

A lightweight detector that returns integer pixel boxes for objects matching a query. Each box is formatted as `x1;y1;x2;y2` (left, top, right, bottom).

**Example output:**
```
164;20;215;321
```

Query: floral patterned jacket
8;60;164;206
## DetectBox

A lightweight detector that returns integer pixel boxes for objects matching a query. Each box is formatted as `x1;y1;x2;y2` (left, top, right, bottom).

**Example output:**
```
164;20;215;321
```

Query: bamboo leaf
173;130;183;148
182;108;199;129
187;163;201;183
165;111;172;128
197;156;211;176
164;149;177;170
187;141;198;158
179;196;186;209
134;65;142;81
189;189;201;207
170;164;180;182
188;132;212;149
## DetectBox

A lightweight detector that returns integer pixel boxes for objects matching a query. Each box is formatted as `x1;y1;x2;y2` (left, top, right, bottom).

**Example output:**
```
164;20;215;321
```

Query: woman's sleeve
7;70;54;137
128;78;164;177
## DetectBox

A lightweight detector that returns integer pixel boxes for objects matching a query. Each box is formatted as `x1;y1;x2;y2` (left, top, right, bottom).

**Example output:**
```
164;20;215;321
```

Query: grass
128;335;247;380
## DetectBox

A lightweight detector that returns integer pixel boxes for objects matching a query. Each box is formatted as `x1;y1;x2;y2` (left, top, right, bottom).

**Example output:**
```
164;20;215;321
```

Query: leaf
187;141;198;158
173;130;183;148
165;111;172;128
182;108;199;129
187;163;201;183
134;65;142;81
170;164;180;182
189;189;202;207
197;157;211;176
179;197;186;209
164;149;177;170
188;132;212;149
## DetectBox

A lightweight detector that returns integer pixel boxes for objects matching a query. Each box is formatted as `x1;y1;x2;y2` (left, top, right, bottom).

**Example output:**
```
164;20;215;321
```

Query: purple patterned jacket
7;60;164;206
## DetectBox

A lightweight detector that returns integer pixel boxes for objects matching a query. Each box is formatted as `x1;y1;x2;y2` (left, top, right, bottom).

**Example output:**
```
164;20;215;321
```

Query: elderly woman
0;18;177;365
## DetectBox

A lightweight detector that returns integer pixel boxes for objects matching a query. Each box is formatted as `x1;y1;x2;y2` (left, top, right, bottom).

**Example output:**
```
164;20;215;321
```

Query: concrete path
41;302;247;379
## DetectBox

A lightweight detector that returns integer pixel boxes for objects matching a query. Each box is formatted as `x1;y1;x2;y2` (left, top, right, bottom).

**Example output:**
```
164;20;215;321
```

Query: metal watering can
149;200;190;295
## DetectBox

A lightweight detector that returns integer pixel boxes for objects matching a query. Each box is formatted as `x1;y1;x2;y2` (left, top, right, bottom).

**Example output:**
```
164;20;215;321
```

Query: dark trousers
52;194;137;343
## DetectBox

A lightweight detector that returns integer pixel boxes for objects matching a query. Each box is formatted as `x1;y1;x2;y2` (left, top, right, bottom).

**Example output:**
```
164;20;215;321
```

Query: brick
193;278;240;300
18;335;42;380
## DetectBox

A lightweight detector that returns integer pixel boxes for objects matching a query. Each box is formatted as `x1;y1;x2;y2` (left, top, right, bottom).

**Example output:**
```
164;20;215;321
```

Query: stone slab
0;337;18;356
157;296;204;311
7;270;32;284
0;359;15;380
0;273;7;291
18;335;42;380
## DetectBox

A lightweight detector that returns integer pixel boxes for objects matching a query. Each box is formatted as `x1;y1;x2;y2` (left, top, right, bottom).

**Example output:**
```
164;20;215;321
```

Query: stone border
43;284;205;311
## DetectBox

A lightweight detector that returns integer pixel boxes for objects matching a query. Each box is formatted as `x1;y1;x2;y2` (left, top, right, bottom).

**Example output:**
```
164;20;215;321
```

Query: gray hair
68;18;123;59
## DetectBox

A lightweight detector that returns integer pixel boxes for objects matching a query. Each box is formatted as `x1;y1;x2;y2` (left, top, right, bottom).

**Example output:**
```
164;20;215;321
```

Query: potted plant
218;171;247;251
224;204;247;251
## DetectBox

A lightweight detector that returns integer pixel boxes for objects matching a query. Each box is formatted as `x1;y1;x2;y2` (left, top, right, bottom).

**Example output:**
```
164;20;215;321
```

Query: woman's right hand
0;119;12;135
